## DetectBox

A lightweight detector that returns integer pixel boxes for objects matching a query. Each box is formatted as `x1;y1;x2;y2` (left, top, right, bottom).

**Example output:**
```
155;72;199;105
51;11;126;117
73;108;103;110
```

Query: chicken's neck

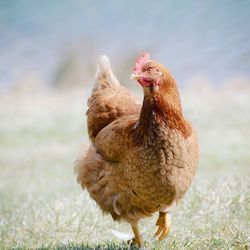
136;81;191;141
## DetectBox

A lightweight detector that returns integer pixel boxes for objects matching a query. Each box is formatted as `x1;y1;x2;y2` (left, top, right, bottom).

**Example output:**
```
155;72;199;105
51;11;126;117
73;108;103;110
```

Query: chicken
75;53;199;247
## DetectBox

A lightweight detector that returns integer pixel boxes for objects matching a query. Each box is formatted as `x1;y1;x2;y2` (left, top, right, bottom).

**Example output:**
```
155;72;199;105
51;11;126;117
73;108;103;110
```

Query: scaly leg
155;212;171;241
130;223;143;247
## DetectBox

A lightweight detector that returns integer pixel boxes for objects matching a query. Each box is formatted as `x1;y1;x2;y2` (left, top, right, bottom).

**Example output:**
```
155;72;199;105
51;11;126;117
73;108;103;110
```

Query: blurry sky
0;0;250;89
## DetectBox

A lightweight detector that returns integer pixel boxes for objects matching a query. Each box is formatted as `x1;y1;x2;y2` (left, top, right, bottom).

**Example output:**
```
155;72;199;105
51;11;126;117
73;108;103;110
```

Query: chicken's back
87;55;141;142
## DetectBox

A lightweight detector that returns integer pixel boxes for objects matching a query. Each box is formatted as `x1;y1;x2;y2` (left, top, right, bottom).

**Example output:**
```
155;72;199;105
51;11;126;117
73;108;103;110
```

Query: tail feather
87;54;141;141
93;55;120;90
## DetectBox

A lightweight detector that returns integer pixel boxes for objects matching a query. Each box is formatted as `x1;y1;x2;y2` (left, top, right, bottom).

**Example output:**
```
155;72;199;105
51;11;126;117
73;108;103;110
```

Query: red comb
134;52;150;73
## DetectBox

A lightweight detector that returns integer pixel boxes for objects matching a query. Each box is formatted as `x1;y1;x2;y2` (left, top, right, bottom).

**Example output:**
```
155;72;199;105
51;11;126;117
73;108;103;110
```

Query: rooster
75;53;199;247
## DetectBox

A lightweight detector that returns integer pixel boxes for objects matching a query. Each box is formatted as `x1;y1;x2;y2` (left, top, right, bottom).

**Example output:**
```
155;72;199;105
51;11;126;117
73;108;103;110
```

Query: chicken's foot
155;211;171;241
130;223;142;247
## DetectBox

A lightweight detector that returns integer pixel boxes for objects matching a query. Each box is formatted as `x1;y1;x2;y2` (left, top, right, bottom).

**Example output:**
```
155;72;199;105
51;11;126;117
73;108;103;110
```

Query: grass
0;87;249;250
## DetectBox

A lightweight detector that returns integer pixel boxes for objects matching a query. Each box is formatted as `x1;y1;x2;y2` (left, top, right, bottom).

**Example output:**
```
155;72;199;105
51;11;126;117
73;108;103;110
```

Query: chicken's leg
155;212;171;240
130;223;143;247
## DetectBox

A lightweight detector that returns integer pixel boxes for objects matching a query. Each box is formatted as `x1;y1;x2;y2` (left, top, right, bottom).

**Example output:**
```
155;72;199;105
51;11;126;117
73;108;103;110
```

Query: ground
0;86;249;250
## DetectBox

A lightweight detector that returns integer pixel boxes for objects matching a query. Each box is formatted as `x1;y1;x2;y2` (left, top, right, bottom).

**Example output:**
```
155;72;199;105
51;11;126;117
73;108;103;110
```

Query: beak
130;73;142;80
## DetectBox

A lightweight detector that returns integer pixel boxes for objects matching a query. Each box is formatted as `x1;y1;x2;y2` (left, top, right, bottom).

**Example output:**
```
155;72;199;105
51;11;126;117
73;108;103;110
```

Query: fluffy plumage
75;53;199;246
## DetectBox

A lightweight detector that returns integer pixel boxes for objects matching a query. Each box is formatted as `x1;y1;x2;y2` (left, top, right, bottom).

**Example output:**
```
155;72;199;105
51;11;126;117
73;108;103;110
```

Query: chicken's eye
147;68;152;73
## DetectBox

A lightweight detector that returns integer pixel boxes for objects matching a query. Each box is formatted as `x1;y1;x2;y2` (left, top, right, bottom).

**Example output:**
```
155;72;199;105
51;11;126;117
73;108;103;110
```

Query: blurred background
0;1;250;249
0;0;250;91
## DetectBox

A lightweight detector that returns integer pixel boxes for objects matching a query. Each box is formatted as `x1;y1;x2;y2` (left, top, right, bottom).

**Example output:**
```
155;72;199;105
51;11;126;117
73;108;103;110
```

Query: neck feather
137;78;191;139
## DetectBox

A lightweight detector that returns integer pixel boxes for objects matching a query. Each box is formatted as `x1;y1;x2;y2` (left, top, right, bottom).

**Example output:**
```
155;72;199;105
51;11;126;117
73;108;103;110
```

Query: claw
154;212;171;241
158;225;170;241
155;223;163;237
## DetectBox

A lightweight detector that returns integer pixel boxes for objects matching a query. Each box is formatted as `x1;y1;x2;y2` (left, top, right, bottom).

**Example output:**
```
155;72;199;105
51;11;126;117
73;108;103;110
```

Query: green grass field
0;87;249;250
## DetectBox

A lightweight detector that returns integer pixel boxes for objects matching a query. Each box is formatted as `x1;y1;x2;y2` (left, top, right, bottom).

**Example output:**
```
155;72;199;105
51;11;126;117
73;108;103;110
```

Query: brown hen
75;53;199;247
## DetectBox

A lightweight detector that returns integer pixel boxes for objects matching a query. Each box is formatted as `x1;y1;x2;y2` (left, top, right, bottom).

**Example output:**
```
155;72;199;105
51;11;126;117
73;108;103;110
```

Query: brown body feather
87;84;140;142
75;56;199;224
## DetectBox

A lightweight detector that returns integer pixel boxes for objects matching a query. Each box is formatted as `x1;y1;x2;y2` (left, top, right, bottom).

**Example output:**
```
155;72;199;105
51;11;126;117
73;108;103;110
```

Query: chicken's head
130;52;164;89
